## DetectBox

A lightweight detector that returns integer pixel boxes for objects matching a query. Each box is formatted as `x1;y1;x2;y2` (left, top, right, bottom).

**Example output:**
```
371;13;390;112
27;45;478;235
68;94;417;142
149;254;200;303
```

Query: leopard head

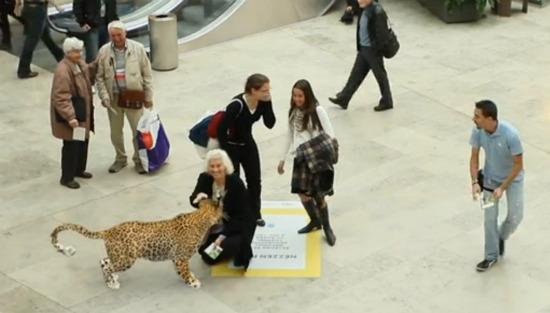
197;199;223;224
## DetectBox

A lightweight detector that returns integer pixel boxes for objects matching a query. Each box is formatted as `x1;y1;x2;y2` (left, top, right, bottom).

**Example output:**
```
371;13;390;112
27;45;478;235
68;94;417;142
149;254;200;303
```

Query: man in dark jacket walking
73;0;118;62
330;0;394;112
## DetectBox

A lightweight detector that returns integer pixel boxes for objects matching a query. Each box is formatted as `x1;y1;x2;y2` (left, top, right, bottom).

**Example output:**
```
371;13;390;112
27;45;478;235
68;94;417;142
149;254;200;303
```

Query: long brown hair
289;79;322;131
244;73;270;93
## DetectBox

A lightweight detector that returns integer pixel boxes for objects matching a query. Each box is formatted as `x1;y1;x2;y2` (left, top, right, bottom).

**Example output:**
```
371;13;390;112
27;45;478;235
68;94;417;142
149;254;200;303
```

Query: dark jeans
82;25;109;63
17;3;63;75
226;140;262;220
61;139;89;183
340;47;393;107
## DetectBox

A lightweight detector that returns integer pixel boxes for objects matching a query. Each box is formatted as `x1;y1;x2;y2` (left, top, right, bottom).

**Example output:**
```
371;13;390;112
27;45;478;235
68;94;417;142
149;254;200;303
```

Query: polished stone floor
1;0;550;312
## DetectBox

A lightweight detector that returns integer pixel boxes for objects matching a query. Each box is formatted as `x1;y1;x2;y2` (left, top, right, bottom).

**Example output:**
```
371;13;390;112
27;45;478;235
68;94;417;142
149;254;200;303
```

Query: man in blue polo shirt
469;100;524;272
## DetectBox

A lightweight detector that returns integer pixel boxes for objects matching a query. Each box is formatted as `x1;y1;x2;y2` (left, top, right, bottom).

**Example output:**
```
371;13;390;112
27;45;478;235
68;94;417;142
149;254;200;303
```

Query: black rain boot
319;205;336;246
298;199;322;234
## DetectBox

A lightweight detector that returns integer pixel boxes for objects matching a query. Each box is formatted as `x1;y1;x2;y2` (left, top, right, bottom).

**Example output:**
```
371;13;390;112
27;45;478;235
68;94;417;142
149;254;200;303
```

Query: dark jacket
217;93;276;150
189;173;256;264
292;133;338;196
356;2;390;52
346;0;360;15
73;0;118;28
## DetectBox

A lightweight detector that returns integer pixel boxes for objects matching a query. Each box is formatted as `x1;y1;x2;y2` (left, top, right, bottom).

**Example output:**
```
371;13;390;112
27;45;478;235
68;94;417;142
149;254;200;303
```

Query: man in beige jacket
96;20;153;174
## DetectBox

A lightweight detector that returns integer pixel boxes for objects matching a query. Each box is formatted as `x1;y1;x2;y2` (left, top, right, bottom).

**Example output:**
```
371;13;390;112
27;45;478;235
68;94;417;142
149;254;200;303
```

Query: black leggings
198;233;243;265
226;141;262;220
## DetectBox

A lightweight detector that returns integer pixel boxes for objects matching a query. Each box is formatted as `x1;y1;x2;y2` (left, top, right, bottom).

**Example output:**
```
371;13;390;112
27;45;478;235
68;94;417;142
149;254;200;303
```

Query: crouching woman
190;149;256;269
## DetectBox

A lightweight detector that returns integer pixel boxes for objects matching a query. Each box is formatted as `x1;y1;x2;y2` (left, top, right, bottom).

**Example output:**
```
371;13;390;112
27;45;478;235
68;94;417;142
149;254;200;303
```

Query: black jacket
73;0;118;28
189;173;256;263
356;2;390;52
217;93;276;150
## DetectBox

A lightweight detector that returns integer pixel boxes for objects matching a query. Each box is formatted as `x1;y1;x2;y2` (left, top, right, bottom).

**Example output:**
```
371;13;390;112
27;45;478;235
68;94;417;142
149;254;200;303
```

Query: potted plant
418;0;495;23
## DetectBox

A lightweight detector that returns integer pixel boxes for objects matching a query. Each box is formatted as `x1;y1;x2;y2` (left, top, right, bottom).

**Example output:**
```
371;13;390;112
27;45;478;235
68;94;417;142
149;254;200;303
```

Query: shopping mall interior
1;0;550;312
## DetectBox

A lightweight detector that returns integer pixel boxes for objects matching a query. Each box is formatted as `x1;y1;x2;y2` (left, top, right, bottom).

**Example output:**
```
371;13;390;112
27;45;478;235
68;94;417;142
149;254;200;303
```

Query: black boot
319;205;336;246
298;200;321;234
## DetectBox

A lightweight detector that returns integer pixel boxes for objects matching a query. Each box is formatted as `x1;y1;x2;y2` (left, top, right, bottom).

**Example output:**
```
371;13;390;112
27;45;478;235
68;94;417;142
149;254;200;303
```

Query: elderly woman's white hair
108;20;126;32
204;149;234;175
62;37;84;54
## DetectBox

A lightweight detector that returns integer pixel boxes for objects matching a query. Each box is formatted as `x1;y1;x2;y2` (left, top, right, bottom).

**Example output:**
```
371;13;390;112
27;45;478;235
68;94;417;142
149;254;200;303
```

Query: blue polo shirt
469;120;524;184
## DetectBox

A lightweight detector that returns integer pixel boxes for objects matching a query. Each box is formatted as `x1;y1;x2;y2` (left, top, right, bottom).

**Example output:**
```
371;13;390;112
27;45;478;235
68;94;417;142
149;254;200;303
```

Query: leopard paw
188;278;201;289
107;279;120;290
63;246;76;256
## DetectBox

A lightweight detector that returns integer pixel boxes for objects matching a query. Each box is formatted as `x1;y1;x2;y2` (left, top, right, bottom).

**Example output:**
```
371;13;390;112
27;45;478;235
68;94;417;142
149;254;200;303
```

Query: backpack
374;6;400;59
188;99;244;148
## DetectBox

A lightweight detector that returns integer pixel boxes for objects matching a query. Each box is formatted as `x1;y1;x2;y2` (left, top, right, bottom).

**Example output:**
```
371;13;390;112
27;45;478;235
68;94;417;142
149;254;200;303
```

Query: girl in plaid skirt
277;79;338;246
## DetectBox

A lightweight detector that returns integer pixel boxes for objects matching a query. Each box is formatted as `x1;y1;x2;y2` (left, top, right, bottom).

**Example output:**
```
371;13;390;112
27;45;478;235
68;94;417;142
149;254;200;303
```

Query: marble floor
1;1;550;312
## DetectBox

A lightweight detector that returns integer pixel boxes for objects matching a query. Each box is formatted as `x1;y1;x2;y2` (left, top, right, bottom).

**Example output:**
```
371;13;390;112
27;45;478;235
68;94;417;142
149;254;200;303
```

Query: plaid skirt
291;158;334;196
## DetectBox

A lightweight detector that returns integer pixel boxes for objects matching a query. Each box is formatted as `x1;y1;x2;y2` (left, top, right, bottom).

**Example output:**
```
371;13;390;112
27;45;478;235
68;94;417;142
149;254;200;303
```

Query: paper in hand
204;242;223;260
73;127;86;141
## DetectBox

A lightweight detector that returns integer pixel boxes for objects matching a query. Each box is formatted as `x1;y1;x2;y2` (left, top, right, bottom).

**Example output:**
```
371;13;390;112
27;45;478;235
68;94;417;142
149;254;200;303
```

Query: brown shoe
76;172;93;179
135;163;147;175
18;71;39;79
108;162;127;173
60;180;80;189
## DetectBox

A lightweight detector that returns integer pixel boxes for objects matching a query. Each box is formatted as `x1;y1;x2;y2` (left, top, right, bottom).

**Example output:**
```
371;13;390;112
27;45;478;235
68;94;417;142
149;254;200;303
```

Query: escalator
47;0;242;45
46;0;338;48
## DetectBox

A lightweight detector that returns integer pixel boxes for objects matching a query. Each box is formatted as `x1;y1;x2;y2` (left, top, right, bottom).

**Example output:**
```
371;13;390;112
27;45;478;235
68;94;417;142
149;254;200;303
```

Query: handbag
374;7;400;59
117;89;146;109
55;67;86;123
111;58;145;109
381;28;400;59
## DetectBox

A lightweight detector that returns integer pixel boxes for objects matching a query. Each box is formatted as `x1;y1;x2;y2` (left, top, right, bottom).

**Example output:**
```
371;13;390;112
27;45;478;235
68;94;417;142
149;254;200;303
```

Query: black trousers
17;3;63;75
0;0;22;43
198;232;243;265
61;139;89;183
340;47;393;107
226;140;262;220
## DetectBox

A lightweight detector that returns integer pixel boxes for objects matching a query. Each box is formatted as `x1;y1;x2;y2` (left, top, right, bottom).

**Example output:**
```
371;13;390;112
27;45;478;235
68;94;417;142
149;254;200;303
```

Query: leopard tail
51;223;106;257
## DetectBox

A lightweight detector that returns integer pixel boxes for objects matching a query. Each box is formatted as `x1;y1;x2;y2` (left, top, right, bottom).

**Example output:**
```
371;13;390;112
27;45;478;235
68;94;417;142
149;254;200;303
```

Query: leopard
50;199;222;290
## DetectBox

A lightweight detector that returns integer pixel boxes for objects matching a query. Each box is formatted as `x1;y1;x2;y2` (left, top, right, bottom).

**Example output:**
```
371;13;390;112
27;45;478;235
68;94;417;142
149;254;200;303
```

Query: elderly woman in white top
50;37;95;189
277;79;337;246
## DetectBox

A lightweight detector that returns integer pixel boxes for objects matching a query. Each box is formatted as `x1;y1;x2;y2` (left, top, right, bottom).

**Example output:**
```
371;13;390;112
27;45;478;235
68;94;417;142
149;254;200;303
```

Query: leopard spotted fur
51;199;222;289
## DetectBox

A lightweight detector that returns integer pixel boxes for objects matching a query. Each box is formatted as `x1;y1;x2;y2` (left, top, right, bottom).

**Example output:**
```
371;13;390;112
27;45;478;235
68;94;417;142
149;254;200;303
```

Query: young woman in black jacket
217;74;276;227
190;149;256;269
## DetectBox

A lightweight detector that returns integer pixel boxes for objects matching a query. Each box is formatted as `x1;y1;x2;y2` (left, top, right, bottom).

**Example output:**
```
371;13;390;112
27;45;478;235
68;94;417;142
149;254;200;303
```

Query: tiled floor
1;1;550;312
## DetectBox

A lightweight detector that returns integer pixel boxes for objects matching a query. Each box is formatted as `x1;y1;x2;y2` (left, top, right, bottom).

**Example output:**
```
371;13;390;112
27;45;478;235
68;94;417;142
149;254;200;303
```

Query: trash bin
149;14;178;71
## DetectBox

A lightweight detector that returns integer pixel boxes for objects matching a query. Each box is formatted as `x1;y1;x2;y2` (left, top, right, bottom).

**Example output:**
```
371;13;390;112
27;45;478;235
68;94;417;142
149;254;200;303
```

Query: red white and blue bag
137;109;170;173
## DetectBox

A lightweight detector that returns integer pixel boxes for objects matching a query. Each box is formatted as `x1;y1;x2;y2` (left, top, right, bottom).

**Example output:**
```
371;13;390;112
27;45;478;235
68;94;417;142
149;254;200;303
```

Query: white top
280;106;335;161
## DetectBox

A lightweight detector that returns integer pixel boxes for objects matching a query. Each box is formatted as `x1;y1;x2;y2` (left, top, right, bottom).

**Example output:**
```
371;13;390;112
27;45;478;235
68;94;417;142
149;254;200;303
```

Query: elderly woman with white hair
50;37;96;189
189;149;256;270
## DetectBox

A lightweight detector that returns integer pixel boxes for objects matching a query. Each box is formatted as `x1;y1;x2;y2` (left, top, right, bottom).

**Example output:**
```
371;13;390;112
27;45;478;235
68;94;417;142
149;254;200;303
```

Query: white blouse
280;106;336;161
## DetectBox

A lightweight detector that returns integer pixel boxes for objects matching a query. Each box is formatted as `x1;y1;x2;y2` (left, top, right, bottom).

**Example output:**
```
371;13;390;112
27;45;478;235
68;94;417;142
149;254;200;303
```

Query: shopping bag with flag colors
137;109;170;173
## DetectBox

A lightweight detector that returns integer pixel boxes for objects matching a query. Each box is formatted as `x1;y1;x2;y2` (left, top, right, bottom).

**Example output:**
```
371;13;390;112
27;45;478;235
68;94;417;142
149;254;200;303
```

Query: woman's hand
68;119;79;128
277;161;285;175
192;192;208;204
214;235;226;247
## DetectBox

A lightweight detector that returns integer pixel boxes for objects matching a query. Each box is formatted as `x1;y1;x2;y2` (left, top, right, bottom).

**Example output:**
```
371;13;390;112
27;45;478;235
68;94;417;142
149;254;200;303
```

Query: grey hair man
95;20;153;174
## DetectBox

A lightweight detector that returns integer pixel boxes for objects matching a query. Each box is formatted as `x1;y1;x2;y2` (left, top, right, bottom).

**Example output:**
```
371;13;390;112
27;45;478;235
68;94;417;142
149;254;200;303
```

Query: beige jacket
95;39;153;107
50;58;95;141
